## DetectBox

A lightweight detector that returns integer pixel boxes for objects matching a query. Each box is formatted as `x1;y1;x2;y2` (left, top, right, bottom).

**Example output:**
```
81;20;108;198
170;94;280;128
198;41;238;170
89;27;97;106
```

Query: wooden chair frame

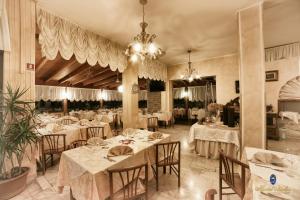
147;117;159;132
69;139;87;149
87;126;105;139
152;141;181;191
41;134;66;174
61;118;73;125
108;163;148;200
219;150;249;200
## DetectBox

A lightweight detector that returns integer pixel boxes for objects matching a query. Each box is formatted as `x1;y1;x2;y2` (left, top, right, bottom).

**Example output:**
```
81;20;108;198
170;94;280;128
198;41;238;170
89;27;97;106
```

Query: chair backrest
42;134;66;153
147;117;158;127
108;163;148;200
155;141;180;165
70;139;87;149
87;126;105;139
61;118;73;125
219;150;249;197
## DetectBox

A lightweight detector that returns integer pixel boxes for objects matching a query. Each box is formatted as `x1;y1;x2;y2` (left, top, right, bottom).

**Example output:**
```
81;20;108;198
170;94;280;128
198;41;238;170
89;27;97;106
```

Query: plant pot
0;167;30;200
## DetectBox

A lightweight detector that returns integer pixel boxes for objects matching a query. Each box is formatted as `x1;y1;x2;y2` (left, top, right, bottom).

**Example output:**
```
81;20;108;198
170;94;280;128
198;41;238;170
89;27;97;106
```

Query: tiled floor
12;125;240;200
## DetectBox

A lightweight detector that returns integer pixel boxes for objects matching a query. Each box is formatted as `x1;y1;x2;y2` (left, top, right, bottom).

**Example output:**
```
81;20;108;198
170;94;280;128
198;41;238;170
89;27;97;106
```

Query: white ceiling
37;0;300;66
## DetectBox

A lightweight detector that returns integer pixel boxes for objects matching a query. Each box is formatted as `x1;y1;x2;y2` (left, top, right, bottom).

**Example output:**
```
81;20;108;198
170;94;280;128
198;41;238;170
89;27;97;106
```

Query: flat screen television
149;80;165;92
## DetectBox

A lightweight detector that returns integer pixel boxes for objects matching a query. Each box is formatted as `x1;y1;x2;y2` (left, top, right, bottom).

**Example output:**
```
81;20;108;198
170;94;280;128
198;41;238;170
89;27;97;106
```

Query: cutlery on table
103;156;116;162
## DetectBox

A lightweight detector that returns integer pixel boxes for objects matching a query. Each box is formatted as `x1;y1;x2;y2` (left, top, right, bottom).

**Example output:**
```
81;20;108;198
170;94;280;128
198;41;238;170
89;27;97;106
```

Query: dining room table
189;122;240;159
243;147;300;200
56;129;170;200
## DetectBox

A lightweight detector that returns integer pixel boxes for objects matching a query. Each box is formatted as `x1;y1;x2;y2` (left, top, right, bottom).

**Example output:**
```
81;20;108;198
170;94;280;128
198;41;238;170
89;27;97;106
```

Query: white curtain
173;87;186;99
35;85;101;101
265;42;300;62
37;8;167;81
139;90;147;101
101;90;122;101
173;86;216;102
0;0;10;51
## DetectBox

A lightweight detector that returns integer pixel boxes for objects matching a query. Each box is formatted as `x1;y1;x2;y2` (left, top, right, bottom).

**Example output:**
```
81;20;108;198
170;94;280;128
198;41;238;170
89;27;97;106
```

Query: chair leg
169;166;172;174
70;188;75;200
219;178;222;200
156;165;159;191
51;154;54;166
42;154;46;175
163;166;166;174
178;164;180;188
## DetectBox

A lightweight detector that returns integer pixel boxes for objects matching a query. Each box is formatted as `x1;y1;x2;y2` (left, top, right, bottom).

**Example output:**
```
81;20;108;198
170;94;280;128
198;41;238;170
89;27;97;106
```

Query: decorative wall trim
265;42;300;62
279;76;300;100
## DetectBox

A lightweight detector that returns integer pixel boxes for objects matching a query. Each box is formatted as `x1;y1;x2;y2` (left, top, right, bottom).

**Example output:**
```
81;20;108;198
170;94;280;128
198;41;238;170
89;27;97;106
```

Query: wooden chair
41;134;66;174
205;189;217;200
87;126;105;139
69;139;87;149
61;118;73;125
152;141;181;191
147;117;158;132
108;163;148;200
219;150;249;200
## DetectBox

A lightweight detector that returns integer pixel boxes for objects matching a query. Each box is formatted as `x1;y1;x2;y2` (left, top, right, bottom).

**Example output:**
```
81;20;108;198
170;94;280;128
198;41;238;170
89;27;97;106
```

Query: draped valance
37;8;167;81
265;42;300;62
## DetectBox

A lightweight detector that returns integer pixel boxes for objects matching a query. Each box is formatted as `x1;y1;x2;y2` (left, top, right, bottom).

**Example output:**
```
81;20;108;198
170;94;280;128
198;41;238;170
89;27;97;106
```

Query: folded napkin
148;132;163;140
87;137;104;145
45;123;64;133
251;152;287;167
107;145;133;157
123;128;137;136
79;119;90;126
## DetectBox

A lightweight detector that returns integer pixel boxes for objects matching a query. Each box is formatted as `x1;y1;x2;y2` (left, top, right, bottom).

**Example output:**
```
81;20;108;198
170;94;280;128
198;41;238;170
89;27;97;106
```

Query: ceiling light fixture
125;0;164;62
180;49;200;82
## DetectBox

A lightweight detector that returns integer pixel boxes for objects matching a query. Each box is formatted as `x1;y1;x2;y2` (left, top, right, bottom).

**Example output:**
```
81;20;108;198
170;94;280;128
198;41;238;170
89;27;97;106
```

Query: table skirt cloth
194;140;238;159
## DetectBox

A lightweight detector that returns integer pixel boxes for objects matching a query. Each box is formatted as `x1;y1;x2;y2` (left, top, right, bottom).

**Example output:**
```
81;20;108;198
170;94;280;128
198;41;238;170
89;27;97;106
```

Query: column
238;3;266;148
3;0;35;101
165;80;173;112
122;61;139;129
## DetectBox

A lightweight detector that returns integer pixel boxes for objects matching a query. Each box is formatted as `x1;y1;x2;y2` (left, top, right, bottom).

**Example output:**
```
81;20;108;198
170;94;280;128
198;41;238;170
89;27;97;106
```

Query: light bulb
148;43;157;54
196;75;200;79
180;74;184;79
118;85;124;93
130;54;138;62
188;76;193;82
133;43;142;52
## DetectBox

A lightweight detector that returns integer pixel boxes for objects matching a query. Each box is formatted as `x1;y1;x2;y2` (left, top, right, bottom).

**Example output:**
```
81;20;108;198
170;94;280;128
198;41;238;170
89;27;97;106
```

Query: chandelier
125;0;164;62
180;49;200;82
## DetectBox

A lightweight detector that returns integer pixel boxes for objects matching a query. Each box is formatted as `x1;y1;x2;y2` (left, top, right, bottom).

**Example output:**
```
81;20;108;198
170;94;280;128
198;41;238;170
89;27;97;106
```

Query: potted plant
0;85;38;200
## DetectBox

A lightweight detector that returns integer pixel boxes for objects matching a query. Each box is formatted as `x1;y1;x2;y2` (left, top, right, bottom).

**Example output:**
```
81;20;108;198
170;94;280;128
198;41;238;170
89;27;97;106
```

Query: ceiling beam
73;67;111;86
82;70;117;86
35;57;48;74
99;79;121;89
44;58;78;82
93;75;119;87
58;63;91;84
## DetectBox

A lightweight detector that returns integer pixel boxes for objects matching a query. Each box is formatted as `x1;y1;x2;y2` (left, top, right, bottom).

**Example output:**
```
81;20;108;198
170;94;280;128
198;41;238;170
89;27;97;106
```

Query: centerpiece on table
207;103;223;123
0;85;39;199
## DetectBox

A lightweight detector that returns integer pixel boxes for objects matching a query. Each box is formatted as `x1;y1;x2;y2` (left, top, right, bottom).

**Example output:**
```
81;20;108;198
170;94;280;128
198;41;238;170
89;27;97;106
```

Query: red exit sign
26;63;35;71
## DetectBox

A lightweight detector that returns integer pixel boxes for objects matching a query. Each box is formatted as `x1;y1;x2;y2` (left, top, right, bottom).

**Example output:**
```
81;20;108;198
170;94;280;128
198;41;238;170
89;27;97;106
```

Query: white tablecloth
57;130;170;200
189;123;240;159
244;147;300;200
153;112;172;123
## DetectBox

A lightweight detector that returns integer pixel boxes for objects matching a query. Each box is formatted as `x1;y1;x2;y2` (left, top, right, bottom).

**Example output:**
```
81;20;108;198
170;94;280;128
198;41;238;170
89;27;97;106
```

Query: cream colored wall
167;54;239;105
265;57;300;112
3;0;35;101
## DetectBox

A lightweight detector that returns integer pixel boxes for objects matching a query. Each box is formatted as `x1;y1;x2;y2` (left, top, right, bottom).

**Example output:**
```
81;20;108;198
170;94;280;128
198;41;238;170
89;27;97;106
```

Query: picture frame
266;70;279;82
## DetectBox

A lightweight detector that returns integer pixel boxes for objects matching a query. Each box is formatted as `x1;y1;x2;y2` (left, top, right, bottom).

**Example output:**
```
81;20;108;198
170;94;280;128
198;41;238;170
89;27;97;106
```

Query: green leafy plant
0;85;38;180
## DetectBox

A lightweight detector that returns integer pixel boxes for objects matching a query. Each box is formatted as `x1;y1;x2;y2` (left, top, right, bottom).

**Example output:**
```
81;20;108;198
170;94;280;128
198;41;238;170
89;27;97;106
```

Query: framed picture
266;70;278;82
